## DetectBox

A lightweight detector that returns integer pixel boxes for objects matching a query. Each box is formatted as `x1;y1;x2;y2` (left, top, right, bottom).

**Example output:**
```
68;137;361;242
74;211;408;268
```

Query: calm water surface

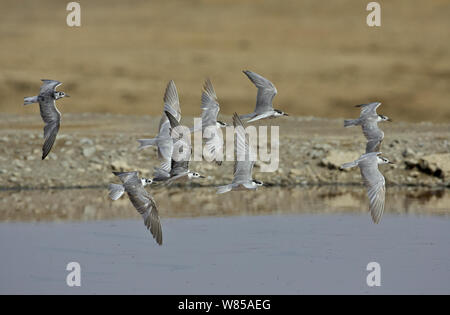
0;186;449;294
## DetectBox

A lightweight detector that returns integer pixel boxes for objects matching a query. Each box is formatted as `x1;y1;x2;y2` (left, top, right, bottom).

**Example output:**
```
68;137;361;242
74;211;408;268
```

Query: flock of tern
23;70;392;245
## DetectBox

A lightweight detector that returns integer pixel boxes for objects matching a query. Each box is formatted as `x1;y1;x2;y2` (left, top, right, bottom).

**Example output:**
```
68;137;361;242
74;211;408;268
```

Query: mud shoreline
0;114;449;190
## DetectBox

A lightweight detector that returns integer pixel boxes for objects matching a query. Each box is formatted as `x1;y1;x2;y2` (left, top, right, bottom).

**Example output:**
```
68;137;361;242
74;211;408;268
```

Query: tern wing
39;96;61;160
243;70;277;114
156;121;173;171
201;78;220;128
361;120;384;143
113;171;140;184
165;111;191;176
126;184;163;245
357;102;381;118
359;155;386;224
39;79;62;95
232;113;254;184
163;80;181;122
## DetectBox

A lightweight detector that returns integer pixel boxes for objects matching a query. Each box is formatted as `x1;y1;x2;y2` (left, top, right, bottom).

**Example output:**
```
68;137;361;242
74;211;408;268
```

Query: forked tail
340;161;358;169
137;138;157;150
216;184;232;194
24;96;38;105
344;119;360;127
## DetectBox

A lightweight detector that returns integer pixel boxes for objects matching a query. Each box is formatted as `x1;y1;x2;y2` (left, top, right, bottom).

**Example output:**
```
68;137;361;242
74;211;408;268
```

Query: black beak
199;175;206;178
388;161;395;164
65;94;70;97
387;118;392;122
284;113;289;116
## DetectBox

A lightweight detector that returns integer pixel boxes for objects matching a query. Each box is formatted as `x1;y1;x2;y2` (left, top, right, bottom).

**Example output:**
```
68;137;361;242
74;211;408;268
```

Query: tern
108;171;162;245
191;79;228;165
137;80;181;172
341;152;393;224
216;113;263;194
239;70;288;123
153;111;205;183
344;102;391;153
23;79;70;160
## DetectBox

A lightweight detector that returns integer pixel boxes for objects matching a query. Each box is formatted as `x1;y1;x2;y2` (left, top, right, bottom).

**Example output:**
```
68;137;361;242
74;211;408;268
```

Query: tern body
108;171;162;245
24;79;69;160
191;79;228;165
152;110;205;184
344;102;391;153
239;70;288;123
137;80;182;172
341;152;392;224
216;113;263;194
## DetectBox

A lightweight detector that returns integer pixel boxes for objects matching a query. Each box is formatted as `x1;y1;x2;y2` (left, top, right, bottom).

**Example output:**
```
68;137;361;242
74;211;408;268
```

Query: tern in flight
341;152;393;224
108;171;162;245
137;80;182;173
239;70;288;123
24;79;70;160
344;102;391;153
216;113;263;194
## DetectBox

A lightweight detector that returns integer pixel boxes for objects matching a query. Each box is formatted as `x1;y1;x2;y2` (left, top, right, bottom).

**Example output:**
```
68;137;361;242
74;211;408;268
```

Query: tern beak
65;94;70;97
388;161;395;164
284;113;289;116
199;175;206;178
387;118;392;122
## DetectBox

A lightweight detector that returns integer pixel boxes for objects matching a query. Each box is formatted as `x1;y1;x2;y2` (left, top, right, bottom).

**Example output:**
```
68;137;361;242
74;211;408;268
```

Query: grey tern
108;171;162;245
216;113;263;194
24;79;69;160
341;152;393;224
344;102;391;153
239;70;288;123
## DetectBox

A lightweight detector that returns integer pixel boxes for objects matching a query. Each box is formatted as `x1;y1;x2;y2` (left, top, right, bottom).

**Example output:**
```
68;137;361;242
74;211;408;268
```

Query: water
0;186;449;294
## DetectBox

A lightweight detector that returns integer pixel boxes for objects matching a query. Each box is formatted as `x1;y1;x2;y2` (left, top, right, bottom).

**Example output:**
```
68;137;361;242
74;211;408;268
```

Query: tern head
253;179;264;186
216;121;229;128
377;156;394;165
378;115;391;122
274;109;288;117
54;91;69;100
189;172;205;179
141;178;153;186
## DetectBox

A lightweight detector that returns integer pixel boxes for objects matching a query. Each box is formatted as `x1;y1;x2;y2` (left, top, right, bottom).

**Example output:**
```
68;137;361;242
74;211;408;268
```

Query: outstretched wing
243;70;277;114
357;102;381;118
232;113;254;184
201;78;220;128
165;111;191;176
361;120;384;144
127;184;163;245
163;80;181;123
40;79;61;95
113;171;140;184
365;139;382;153
359;155;386;224
39;98;61;160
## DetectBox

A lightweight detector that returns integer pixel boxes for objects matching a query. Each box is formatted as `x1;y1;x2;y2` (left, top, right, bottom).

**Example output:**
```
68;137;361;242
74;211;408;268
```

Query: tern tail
216;184;232;194
344;119;360;127
24;96;38;105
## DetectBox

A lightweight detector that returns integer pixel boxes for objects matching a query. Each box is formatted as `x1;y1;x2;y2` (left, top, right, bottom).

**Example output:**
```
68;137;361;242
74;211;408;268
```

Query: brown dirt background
1;0;449;122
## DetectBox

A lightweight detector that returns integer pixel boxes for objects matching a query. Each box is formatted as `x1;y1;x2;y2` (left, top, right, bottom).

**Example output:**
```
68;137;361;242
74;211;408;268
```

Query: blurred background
0;0;449;122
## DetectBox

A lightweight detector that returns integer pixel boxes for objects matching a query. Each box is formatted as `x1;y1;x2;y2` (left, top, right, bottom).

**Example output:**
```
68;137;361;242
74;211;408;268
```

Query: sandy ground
0;114;449;190
1;0;450;122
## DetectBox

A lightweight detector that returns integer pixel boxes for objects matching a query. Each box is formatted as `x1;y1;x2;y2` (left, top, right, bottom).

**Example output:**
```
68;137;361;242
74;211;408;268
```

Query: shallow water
0;187;449;294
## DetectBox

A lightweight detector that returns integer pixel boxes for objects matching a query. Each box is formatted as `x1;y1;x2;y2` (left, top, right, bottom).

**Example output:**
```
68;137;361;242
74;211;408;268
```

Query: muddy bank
0;114;449;189
0;186;448;223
